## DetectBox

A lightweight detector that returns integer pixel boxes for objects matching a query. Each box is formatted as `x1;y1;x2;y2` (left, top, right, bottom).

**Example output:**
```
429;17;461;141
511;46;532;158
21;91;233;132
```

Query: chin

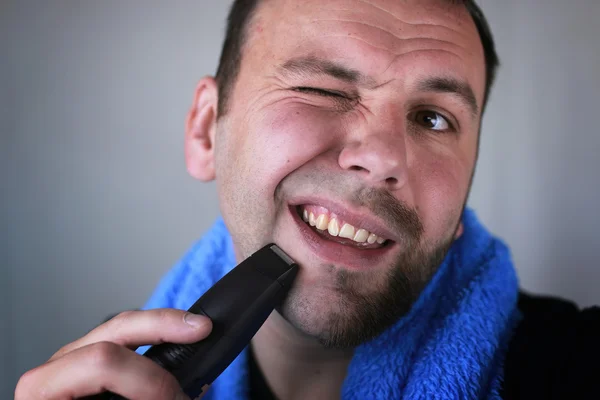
271;237;453;349
279;285;341;338
276;275;401;349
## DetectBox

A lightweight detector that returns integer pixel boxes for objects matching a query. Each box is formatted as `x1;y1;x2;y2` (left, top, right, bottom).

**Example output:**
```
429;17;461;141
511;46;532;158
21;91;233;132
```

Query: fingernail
183;312;209;328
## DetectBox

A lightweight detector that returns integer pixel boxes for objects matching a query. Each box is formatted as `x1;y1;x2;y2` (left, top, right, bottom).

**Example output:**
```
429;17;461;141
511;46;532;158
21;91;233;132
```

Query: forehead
246;0;486;104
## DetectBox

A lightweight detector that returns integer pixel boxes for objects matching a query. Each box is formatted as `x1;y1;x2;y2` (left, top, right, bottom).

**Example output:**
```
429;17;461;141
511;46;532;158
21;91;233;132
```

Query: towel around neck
140;208;520;399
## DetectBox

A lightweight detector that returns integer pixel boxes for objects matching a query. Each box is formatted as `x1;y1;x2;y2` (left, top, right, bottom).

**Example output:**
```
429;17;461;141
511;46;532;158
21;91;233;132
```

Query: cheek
245;103;342;189
216;102;344;235
411;152;469;240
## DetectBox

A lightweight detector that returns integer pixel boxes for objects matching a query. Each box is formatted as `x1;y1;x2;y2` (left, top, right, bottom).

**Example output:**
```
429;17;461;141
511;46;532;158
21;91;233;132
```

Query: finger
50;309;211;362
15;341;189;400
198;384;210;399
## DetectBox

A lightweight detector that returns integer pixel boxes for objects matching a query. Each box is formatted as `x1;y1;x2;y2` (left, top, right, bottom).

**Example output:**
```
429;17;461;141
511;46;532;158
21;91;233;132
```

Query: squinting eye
414;110;453;131
293;87;346;98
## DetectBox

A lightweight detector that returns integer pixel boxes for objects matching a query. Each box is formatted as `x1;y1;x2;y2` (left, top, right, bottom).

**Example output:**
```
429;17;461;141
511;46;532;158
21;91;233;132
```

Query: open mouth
294;205;391;250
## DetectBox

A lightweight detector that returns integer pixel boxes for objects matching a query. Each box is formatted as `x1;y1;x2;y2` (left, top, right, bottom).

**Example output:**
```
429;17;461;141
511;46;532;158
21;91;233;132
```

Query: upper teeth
302;207;387;245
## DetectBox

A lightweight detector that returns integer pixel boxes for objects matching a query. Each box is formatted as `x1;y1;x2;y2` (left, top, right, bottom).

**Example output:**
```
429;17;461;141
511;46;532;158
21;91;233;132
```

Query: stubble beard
277;234;455;349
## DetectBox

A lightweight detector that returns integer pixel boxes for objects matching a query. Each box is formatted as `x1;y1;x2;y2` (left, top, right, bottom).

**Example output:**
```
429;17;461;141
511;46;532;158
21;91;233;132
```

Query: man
15;0;600;399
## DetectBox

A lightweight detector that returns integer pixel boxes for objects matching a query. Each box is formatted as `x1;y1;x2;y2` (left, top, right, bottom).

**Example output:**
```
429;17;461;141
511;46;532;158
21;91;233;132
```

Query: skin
15;0;486;399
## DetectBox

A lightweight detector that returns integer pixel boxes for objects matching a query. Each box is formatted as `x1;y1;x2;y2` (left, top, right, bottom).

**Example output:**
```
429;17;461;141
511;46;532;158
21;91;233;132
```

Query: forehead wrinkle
311;18;468;52
322;33;393;53
321;34;467;64
353;0;471;37
317;6;471;44
307;15;474;62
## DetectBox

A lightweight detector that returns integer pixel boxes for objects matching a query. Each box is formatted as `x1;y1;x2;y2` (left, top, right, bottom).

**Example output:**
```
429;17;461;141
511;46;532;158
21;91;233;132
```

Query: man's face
196;0;486;347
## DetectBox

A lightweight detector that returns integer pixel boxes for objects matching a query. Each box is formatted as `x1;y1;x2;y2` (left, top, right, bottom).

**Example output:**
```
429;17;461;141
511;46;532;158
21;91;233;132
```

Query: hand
15;309;213;400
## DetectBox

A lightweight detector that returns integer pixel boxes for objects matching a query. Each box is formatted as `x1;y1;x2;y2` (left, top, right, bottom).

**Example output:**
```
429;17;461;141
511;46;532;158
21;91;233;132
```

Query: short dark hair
215;0;499;117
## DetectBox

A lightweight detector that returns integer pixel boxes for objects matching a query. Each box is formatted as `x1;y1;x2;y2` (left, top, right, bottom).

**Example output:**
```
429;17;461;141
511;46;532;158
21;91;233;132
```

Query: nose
338;128;408;190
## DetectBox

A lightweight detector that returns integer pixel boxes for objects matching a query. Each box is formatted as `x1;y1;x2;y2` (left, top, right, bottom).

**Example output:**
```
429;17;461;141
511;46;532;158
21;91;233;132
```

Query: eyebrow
417;77;479;117
279;56;378;88
279;56;480;117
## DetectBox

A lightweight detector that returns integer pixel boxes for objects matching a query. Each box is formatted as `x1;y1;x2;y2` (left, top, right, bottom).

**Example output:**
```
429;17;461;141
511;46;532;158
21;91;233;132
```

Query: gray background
2;0;599;397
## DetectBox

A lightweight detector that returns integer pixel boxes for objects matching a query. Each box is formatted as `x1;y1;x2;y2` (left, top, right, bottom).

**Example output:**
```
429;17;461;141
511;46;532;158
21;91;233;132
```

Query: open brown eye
414;110;452;131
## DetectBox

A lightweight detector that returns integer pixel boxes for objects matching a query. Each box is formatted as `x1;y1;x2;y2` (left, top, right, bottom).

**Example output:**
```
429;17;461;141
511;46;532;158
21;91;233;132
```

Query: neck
251;310;354;400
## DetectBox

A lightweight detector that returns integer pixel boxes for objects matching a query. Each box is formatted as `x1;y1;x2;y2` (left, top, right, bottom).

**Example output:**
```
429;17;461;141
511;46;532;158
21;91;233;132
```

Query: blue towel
140;208;520;399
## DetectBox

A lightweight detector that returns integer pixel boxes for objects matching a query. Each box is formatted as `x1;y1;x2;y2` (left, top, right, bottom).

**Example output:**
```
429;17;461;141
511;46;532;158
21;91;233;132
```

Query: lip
288;196;400;243
288;205;396;270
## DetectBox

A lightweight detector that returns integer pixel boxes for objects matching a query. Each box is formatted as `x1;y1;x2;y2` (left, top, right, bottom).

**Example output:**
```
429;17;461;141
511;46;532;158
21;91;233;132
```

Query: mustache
357;187;423;241
277;170;424;242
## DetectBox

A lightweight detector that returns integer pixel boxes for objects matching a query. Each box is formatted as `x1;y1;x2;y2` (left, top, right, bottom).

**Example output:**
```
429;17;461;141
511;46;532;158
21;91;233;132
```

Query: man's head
185;0;496;348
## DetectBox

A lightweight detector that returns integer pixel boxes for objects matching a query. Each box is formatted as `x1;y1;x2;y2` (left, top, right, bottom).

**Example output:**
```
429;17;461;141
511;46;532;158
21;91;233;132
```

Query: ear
185;76;219;181
454;222;464;240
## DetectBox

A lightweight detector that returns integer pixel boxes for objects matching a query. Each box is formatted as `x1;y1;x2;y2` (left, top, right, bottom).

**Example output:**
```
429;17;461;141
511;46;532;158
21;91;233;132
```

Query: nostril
385;177;398;185
349;165;366;172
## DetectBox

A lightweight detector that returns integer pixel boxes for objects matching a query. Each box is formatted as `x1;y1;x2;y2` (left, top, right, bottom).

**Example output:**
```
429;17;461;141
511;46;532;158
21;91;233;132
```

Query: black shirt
248;343;278;400
501;292;600;399
248;292;600;400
